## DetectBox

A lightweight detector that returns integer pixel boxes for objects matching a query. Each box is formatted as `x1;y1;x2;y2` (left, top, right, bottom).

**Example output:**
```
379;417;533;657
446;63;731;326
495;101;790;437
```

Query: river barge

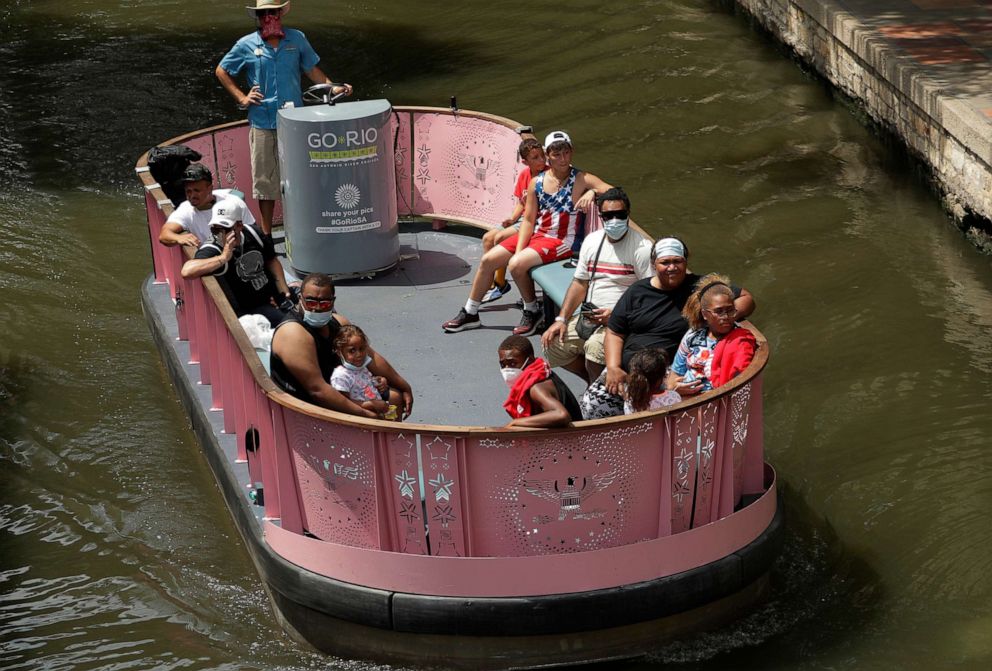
135;106;781;669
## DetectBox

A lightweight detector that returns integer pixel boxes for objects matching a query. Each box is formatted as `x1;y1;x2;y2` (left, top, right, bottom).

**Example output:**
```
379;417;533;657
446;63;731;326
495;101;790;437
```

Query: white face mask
302;308;333;327
501;367;523;388
341;355;372;372
500;357;531;388
602;218;629;240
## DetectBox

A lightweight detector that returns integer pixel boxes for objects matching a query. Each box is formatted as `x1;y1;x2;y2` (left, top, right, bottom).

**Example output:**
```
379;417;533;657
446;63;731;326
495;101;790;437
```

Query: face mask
303;308;333;327
259;13;285;40
501;357;531;388
603;218;629;240
342;355;372;372
501;367;523;388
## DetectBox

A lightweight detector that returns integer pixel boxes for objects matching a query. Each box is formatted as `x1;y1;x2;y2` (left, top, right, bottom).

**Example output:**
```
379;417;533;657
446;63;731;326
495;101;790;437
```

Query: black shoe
513;309;544;336
442;308;481;333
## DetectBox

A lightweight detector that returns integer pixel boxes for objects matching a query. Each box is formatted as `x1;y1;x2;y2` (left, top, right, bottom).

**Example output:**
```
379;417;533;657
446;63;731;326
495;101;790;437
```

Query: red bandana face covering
259;14;285;40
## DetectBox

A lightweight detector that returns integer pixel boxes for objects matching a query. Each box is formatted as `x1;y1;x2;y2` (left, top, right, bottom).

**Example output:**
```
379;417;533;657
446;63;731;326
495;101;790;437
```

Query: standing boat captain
215;0;353;234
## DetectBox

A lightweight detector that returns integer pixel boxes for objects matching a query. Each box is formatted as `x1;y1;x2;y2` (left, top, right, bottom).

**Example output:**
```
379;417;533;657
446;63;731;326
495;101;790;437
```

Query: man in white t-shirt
157;163;256;249
541;187;653;382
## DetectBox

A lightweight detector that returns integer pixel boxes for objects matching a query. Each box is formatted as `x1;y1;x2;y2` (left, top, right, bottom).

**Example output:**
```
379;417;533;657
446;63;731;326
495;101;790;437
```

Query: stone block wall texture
733;0;992;246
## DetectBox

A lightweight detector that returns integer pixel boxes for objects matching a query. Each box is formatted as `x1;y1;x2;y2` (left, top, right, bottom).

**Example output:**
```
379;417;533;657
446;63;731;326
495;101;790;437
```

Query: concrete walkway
735;0;992;247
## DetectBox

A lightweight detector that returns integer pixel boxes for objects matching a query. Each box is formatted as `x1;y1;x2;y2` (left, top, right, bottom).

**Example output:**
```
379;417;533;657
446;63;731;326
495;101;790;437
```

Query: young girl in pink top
624;348;681;414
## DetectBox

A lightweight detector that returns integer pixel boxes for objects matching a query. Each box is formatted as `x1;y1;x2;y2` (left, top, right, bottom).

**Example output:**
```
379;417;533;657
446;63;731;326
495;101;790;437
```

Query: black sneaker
442;308;481;333
512;309;544;336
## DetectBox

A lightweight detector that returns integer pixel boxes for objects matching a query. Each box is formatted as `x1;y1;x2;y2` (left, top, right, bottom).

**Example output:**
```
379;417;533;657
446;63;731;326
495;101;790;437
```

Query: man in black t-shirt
180;197;293;326
603;236;755;395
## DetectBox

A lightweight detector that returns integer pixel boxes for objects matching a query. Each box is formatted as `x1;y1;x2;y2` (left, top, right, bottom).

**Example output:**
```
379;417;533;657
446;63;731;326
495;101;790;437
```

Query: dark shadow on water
0;12;491;194
0;354;35;571
0;354;31;468
709;0;992;244
616;485;886;669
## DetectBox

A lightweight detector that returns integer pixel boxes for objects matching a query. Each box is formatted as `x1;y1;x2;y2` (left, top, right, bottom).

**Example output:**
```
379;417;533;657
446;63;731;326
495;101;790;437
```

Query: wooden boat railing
135;108;774;598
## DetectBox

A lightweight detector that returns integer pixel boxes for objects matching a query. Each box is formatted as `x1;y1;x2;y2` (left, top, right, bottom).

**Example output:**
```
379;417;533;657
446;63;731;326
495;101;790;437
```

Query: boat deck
290;223;587;427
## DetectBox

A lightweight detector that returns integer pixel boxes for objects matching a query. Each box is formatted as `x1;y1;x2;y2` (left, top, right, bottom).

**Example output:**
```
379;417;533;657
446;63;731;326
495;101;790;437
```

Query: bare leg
468;246;513;302
562;356;591;383
258;199;275;235
482;230;498;287
386;388;404;421
482;229;498;252
507;248;544;303
492;228;518;287
585;359;605;382
483;228;517;288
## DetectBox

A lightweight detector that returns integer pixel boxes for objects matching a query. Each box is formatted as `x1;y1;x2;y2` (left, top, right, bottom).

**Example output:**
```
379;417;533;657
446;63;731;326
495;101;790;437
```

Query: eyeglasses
302;296;335;310
600;210;628;222
703;306;737;318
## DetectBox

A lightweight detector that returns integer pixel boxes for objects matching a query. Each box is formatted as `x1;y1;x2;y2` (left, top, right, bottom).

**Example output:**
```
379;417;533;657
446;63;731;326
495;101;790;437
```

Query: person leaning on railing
158;164;256;250
497;335;582;429
666;274;757;396
269;273;414;420
602;237;756;397
180;198;294;328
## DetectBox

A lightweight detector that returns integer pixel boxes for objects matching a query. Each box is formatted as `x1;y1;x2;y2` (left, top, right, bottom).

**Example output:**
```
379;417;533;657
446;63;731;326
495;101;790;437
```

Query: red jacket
504;358;551;418
710;328;756;388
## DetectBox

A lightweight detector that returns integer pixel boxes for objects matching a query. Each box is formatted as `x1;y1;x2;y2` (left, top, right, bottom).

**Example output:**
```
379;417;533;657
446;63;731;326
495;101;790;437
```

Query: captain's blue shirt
219;28;320;130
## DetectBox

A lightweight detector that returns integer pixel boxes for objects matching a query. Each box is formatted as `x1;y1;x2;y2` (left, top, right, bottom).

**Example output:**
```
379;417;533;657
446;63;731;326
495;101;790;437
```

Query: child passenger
330;325;403;420
623;348;681;414
480;138;548;303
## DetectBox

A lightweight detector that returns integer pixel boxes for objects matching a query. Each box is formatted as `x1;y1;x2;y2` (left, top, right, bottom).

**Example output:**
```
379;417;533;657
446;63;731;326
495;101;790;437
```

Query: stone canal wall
732;0;992;250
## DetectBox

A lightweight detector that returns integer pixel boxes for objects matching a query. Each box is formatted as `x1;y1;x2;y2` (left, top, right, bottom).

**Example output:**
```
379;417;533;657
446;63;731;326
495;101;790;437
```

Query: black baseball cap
182;163;213;183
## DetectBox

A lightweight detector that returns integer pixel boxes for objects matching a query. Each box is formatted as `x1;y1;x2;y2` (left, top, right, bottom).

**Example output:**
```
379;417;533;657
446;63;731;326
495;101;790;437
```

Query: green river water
2;1;991;669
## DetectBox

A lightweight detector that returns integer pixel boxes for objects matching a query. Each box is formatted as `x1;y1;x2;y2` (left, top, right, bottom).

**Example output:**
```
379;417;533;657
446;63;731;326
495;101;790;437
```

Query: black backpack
147;145;203;207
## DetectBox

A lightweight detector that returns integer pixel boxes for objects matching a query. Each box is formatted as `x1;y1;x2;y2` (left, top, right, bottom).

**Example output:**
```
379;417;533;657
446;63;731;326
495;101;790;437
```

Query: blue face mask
603;218;629;240
303;308;333;327
341;355;372;372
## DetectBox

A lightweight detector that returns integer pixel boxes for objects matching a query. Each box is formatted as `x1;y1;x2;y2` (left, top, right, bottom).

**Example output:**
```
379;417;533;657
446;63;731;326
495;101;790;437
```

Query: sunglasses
302;296;336;310
600;210;628;222
256;8;281;17
704;306;737;318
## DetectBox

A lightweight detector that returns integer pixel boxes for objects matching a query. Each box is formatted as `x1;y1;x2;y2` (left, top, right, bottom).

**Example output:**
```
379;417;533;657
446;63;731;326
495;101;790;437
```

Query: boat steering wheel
303;83;351;106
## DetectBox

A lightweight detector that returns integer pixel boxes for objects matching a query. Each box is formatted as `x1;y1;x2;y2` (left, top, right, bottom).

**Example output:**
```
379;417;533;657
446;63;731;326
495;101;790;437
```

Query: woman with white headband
601;236;755;396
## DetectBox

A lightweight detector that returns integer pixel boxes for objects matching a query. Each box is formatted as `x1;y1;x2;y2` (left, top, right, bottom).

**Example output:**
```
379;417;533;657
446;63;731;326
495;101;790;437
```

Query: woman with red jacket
668;274;757;395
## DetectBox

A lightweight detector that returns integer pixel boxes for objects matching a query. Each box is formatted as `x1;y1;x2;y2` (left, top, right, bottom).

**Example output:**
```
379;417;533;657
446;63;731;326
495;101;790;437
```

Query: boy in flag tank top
442;131;612;337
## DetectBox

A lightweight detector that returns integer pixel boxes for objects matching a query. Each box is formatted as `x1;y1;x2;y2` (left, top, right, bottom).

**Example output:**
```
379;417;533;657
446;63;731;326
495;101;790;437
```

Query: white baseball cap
209;198;245;228
543;130;572;150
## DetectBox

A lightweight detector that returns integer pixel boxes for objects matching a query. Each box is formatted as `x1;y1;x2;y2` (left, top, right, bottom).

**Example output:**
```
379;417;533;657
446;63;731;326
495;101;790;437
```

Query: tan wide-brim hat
245;1;291;16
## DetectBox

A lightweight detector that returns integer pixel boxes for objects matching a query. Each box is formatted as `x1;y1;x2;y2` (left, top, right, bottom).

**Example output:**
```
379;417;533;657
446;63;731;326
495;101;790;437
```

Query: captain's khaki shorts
543;314;606;368
249;127;281;201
